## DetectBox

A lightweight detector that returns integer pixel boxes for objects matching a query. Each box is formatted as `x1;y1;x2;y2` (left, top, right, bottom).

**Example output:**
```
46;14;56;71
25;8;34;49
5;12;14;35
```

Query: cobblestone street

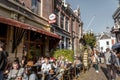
77;64;120;80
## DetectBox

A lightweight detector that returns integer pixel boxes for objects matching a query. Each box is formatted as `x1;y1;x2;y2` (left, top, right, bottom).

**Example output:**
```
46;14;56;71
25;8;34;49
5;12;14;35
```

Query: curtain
12;27;25;53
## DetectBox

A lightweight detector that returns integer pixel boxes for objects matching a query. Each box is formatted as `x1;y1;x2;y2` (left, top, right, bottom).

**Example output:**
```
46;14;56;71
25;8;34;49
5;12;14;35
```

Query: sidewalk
77;64;120;80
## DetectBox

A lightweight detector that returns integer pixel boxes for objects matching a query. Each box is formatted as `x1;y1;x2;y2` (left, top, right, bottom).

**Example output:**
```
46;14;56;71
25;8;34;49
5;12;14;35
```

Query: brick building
0;0;83;60
40;0;83;54
0;0;60;60
51;0;83;55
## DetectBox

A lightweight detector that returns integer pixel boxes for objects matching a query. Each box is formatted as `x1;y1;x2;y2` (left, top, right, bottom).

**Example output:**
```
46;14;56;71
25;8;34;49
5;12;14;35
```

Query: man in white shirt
41;58;52;80
104;48;116;80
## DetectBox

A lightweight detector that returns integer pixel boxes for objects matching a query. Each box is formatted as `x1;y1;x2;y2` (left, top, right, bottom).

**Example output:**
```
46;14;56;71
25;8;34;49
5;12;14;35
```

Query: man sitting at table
41;58;52;80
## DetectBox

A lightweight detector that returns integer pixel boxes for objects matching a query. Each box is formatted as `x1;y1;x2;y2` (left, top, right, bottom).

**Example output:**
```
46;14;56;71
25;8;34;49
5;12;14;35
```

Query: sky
67;0;118;33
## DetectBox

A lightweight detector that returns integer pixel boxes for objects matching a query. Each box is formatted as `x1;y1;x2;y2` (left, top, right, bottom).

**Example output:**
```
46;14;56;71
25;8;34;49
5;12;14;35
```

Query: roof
100;34;111;39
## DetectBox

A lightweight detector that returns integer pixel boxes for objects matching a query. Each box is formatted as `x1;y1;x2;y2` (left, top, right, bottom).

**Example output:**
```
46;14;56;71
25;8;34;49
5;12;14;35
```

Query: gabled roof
100;34;111;39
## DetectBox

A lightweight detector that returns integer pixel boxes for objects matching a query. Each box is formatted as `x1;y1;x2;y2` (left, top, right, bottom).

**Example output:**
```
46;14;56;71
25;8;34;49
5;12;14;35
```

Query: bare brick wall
42;0;53;19
24;0;31;9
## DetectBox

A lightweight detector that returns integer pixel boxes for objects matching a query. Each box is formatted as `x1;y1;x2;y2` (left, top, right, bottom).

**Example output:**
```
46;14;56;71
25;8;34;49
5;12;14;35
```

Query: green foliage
83;33;96;49
53;49;74;62
28;46;35;60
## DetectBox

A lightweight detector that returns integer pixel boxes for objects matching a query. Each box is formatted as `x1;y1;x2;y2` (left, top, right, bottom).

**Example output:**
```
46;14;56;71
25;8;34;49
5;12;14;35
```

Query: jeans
0;71;3;80
76;64;82;75
93;63;99;71
106;65;116;80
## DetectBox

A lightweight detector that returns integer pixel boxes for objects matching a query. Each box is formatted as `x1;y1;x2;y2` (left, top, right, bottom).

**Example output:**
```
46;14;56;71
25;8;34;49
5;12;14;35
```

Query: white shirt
105;52;111;65
41;63;51;72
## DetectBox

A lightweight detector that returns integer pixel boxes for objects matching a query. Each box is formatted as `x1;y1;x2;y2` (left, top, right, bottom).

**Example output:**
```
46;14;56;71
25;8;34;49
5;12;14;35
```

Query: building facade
41;0;83;55
0;0;83;60
0;0;60;60
96;32;116;52
112;1;120;42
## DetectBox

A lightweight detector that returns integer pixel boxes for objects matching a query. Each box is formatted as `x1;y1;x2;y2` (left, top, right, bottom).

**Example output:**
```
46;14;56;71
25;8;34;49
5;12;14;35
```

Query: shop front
0;16;60;61
0;23;8;48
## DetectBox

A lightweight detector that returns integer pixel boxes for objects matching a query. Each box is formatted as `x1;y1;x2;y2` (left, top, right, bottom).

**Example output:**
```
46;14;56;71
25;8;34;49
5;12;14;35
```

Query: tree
83;32;96;49
53;49;74;62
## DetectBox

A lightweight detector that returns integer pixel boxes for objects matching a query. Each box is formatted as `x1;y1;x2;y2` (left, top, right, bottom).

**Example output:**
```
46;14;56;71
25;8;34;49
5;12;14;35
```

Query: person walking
104;48;117;80
91;49;99;73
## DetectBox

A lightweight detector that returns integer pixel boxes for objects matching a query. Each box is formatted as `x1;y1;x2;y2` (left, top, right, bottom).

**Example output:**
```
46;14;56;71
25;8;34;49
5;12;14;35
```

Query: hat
26;61;34;67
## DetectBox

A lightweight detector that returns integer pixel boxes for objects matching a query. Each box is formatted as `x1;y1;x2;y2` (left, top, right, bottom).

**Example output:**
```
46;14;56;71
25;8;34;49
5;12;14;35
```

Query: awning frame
0;16;60;39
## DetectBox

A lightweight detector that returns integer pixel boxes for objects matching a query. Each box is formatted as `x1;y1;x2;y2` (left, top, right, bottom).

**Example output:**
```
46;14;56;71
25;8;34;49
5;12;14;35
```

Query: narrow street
78;64;120;80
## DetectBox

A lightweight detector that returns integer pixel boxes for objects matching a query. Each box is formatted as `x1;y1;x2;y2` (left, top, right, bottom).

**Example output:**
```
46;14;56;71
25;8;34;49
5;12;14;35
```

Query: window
0;23;7;47
101;47;103;51
61;36;64;49
66;38;70;49
65;18;69;31
0;24;7;38
101;47;103;50
71;20;73;31
60;14;64;29
14;0;19;2
106;41;109;45
54;8;59;25
31;0;38;14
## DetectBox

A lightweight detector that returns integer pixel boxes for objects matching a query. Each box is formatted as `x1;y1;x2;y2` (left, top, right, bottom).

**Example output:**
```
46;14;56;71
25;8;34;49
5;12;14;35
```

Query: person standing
0;47;8;80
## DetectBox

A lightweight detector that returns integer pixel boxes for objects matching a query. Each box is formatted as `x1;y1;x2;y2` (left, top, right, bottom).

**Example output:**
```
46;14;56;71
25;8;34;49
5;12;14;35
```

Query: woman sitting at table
23;61;38;80
7;61;24;80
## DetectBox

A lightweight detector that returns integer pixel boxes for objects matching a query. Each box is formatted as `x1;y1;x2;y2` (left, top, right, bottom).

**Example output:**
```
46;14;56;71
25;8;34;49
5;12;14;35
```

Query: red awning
0;16;60;39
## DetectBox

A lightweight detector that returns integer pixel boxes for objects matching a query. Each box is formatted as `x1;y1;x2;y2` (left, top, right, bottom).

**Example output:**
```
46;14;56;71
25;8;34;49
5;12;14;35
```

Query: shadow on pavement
100;66;108;80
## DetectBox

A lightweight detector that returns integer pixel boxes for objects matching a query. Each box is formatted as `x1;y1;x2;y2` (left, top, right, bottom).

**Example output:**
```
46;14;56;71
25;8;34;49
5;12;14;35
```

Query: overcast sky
67;0;118;33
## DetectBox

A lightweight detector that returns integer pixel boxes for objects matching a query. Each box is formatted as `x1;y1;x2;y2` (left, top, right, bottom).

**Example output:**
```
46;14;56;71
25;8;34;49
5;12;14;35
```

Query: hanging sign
49;13;56;24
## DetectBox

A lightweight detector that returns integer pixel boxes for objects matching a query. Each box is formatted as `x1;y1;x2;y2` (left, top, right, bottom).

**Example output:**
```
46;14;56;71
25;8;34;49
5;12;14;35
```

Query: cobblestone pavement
77;64;120;80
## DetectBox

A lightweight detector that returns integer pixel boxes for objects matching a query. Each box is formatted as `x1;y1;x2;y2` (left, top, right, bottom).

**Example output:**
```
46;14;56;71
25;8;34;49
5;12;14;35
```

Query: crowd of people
1;46;120;80
91;48;120;80
0;47;83;80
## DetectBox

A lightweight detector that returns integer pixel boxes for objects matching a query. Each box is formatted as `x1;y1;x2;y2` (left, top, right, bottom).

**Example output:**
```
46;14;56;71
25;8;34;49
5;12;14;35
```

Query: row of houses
0;0;83;59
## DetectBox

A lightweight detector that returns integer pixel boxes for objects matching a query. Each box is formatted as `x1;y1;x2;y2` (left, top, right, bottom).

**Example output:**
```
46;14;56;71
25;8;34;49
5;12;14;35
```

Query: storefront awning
0;16;60;39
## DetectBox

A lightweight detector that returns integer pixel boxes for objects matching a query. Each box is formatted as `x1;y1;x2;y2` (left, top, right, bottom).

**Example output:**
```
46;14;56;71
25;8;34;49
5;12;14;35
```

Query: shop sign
49;13;56;24
49;20;56;24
